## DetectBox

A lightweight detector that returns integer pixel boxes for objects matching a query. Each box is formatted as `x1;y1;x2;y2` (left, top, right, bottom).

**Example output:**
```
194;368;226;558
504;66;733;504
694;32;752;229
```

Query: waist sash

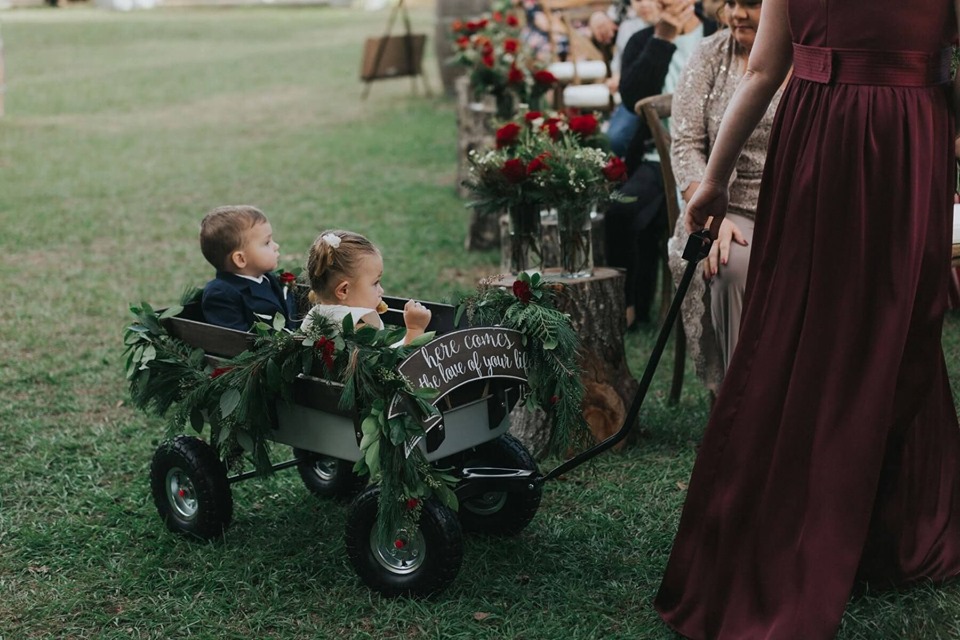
793;43;950;87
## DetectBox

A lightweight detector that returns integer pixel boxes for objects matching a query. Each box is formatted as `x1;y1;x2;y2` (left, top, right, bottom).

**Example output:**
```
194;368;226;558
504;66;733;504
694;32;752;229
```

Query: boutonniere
278;271;297;299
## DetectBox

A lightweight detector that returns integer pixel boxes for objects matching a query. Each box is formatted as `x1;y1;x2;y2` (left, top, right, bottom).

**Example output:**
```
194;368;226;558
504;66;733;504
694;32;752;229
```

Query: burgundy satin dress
655;1;960;638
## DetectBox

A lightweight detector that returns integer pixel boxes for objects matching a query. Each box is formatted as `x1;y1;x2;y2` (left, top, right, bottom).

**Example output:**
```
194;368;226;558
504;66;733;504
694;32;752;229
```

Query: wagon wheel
457;434;542;536
150;435;233;540
293;448;366;500
344;485;463;598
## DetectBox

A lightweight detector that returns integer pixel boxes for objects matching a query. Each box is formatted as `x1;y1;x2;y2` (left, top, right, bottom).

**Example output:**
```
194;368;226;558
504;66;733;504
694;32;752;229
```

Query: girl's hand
685;179;729;241
703;217;747;279
403;300;432;332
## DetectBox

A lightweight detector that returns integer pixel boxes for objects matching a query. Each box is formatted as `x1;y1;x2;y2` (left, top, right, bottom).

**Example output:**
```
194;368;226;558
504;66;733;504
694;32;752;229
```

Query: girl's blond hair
305;229;379;305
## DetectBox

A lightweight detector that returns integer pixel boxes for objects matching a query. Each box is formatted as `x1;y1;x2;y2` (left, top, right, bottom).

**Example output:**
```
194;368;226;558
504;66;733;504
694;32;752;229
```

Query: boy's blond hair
306;230;379;305
199;205;268;272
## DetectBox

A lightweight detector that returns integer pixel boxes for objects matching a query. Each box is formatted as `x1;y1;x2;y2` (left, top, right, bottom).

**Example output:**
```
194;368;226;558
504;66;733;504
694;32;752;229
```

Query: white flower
322;233;341;248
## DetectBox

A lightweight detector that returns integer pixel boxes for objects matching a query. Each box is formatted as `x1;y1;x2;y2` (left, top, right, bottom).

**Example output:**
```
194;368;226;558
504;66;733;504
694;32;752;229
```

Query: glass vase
502;204;543;275
557;206;594;278
494;91;515;120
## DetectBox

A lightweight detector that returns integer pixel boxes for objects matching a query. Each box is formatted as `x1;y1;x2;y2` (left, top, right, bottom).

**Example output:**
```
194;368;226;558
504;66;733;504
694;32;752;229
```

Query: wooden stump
456;76;501;251
488;268;639;458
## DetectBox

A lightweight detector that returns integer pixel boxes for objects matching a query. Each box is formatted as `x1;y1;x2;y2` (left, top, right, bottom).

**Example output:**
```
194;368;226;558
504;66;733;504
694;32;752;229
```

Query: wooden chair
635;93;685;405
540;0;614;111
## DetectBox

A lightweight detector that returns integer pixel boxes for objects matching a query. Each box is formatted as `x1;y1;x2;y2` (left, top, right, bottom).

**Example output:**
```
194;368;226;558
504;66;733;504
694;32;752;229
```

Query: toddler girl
301;230;431;345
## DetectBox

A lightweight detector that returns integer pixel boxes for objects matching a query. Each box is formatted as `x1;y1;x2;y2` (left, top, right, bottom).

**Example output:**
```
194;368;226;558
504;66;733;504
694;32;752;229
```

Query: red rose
533;70;557;85
500;158;528;184
406;498;420;510
603;156;628;182
210;366;233;379
476;37;493;55
495;122;522;148
512;279;533;303
507;64;525;85
482;53;495;68
526;152;550;174
541;117;562;140
568;114;598;138
503;38;519;54
451;19;464;33
492;10;503;22
279;271;296;285
315;336;336;372
506;14;519;27
465;20;481;32
524;111;542;123
477;18;488;29
456;35;470;49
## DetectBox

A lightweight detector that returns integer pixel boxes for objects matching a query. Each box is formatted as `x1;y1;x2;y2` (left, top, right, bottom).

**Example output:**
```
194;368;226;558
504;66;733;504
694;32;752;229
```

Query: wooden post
487;268;639;458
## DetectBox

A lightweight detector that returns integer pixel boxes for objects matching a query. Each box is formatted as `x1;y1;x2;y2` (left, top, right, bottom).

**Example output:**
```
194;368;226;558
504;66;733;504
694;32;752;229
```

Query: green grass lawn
2;7;959;638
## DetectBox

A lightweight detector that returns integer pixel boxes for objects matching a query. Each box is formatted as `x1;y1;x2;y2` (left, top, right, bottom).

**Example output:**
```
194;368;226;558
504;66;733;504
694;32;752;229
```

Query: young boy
199;205;299;332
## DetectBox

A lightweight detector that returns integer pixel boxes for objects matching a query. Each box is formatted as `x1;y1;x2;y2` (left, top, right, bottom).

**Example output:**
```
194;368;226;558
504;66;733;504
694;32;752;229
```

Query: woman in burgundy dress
654;0;960;637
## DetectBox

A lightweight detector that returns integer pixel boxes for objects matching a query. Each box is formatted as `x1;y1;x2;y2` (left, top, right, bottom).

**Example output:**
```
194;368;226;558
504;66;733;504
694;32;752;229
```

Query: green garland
455;271;589;456
123;272;587;541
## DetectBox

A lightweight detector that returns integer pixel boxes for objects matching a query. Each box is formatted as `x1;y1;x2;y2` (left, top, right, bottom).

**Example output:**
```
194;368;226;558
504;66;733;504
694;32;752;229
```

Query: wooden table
486;267;639;457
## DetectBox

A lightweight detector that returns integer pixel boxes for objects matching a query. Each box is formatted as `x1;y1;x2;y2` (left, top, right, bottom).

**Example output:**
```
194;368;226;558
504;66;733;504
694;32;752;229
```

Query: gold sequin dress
667;30;783;391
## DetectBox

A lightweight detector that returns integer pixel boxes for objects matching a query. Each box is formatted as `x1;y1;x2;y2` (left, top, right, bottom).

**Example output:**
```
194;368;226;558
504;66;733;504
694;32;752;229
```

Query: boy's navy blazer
201;271;299;332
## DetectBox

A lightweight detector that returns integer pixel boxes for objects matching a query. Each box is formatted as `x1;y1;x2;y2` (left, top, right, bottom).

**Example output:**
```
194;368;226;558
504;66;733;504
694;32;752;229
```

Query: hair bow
322;233;341;249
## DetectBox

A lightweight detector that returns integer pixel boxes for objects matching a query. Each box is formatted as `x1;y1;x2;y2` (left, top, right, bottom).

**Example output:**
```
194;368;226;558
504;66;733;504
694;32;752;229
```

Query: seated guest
667;0;784;393
605;0;717;328
199;205;298;332
602;0;661;156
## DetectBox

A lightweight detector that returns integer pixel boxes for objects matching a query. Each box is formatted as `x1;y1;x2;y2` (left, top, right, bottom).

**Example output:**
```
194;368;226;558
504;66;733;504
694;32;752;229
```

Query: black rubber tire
457;434;542;536
150;435;233;540
345;485;463;597
293;448;366;500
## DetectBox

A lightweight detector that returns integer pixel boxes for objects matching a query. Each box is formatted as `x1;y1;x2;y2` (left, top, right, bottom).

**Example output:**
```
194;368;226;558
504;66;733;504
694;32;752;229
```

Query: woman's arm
671;38;716;202
686;0;792;234
619;26;676;112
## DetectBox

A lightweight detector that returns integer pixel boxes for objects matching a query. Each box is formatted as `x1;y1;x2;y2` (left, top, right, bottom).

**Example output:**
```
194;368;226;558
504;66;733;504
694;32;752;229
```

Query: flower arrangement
464;109;628;275
449;5;555;118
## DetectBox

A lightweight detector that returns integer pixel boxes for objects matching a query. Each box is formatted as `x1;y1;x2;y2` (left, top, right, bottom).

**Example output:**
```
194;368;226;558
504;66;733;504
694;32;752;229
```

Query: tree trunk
503;268;639;458
456;76;500;251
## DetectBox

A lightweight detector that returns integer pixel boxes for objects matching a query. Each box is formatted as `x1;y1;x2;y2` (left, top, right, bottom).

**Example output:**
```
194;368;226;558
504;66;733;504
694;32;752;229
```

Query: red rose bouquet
449;3;553;118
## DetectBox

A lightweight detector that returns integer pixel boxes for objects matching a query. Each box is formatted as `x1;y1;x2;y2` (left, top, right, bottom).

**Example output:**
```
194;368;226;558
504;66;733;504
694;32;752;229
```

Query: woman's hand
703;218;748;279
655;0;695;40
589;11;617;45
685;179;729;240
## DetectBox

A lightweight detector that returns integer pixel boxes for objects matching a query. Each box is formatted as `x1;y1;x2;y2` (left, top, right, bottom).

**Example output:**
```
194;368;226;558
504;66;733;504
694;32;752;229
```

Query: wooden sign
359;34;426;82
388;327;527;419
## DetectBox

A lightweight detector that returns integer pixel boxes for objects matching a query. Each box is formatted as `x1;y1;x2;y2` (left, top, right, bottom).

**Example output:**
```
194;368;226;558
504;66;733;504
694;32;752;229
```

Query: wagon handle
539;230;712;484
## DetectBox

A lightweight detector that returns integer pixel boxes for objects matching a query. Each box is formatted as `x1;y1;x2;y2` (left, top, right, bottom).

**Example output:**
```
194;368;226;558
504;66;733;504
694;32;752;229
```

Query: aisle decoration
449;3;554;118
123;277;587;541
463;109;628;276
456;271;588;455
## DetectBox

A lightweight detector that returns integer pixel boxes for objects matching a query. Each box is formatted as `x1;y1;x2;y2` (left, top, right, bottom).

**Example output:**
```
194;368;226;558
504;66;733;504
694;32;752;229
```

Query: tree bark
499;268;638;458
